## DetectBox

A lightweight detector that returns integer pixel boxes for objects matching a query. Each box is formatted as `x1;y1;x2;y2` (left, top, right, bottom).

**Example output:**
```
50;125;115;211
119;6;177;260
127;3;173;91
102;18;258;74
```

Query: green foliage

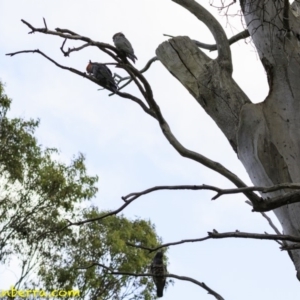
32;207;169;300
0;80;98;267
0;83;40;182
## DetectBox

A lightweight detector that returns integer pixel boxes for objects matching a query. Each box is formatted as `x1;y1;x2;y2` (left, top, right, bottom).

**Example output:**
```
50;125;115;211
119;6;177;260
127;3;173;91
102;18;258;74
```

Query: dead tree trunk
156;0;300;278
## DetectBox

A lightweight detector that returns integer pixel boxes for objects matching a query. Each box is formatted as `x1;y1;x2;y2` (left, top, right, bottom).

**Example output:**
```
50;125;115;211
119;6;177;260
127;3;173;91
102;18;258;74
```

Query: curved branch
117;91;155;118
122;184;221;202
61;195;140;230
111;57;158;94
164;29;250;51
116;57;158;85
117;64;148;99
172;0;232;73
60;39;91;57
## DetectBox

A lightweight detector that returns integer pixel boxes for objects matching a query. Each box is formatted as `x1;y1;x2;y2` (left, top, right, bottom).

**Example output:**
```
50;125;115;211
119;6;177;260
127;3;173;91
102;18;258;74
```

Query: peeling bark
157;0;300;278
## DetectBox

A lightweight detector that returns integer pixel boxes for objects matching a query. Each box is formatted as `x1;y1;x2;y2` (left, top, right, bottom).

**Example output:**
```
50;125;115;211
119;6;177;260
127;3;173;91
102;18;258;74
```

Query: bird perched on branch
113;32;137;63
150;251;167;298
86;61;117;92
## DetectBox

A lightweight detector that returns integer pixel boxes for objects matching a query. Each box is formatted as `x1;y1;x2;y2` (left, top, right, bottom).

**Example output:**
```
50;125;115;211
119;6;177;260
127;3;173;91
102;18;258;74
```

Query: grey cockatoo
113;32;137;63
86;61;117;92
150;251;167;298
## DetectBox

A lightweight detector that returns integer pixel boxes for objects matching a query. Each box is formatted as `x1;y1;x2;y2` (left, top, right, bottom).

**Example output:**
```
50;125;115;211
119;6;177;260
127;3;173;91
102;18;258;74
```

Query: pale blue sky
0;1;299;299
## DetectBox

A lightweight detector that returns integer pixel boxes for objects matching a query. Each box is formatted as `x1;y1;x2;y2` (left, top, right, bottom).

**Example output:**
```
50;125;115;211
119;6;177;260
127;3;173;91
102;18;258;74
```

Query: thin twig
110;57;158;94
21;19;119;60
60;39;91;57
43;18;47;30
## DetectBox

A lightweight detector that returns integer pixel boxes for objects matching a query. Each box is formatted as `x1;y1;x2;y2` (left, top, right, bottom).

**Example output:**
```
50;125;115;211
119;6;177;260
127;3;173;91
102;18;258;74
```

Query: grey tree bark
156;0;300;279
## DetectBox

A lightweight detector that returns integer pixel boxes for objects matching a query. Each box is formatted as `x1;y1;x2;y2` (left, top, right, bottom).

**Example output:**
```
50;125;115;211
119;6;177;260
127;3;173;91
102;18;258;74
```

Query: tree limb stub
156;36;250;153
172;0;232;73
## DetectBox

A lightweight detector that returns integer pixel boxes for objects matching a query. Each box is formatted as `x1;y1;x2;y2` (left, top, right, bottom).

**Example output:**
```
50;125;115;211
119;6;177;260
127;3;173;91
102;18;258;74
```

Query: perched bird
86;61;117;92
113;32;137;63
150;251;166;298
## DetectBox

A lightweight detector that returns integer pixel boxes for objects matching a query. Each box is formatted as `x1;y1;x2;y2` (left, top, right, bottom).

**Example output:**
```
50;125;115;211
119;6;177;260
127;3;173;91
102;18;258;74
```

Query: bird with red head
86;61;117;92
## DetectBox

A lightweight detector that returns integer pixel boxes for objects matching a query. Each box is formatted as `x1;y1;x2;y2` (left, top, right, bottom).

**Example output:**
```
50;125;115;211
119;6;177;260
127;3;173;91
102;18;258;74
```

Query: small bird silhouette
113;32;137;63
150;251;166;298
86;61;117;92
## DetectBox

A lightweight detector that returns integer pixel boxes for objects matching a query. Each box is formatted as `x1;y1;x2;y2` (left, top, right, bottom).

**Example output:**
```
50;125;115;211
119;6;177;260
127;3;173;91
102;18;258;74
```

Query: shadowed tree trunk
156;0;300;278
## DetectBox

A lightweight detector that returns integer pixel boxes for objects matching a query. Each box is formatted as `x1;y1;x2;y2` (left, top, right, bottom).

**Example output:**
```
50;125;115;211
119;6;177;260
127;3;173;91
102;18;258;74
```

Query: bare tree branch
53;194;141;234
122;182;300;212
6;49;89;77
208;230;300;244
127;236;211;252
164;29;250;51
111;57;158;94
55;27;79;35
20;19;120;61
127;230;300;252
60;39;91;57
